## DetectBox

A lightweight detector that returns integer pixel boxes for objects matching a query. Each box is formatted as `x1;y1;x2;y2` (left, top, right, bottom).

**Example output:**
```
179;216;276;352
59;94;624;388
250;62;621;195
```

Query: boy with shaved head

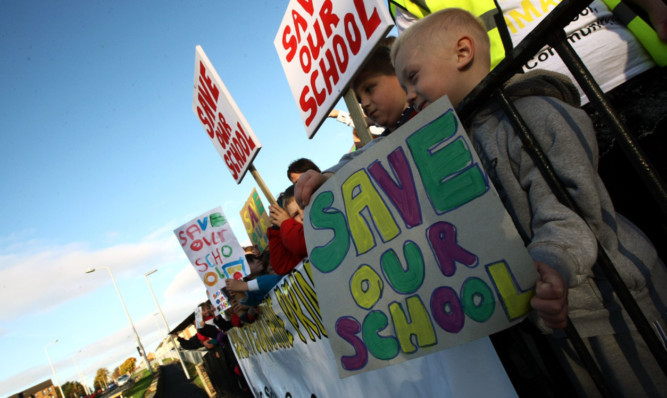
391;8;666;397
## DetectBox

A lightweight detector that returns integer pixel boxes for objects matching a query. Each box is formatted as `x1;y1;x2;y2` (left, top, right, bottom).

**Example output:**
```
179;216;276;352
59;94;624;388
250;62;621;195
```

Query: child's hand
229;298;248;314
294;170;332;208
531;261;568;329
225;278;248;293
269;203;291;227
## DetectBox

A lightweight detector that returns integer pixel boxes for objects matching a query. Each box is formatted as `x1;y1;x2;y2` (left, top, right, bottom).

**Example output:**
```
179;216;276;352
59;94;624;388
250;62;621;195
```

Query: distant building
8;379;58;398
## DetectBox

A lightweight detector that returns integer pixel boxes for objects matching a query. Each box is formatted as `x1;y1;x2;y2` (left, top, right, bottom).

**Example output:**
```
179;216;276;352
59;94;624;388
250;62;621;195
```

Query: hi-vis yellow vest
388;0;509;70
601;0;667;66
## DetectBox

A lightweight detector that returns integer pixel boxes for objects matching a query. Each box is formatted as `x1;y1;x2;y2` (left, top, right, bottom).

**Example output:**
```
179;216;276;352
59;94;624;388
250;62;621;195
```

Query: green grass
125;369;153;398
185;362;205;391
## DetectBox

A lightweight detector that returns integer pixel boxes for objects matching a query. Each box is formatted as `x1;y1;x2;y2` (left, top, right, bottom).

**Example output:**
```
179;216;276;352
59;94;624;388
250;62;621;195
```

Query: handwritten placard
240;188;271;252
304;96;538;376
174;206;250;312
274;0;394;138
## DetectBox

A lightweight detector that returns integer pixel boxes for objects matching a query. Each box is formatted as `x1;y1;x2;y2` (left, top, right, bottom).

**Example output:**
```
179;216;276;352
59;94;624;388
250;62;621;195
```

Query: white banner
274;0;394;138
193;45;262;183
174;206;250;312
228;261;517;397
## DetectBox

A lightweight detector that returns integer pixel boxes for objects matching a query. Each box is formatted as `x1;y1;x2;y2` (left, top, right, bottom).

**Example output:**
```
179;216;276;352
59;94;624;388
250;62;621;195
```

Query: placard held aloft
174;206;250;312
192;45;262;184
274;0;394;138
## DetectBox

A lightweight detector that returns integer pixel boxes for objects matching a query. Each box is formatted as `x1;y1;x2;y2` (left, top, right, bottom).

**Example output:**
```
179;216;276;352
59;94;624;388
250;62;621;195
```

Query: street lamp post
72;351;90;395
44;339;66;398
144;269;191;379
86;267;154;375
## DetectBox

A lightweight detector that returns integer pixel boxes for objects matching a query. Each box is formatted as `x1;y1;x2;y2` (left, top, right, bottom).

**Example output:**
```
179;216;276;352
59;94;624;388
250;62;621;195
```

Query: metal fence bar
457;0;588;120
545;29;667;218
493;88;617;397
541;28;667;376
455;0;667;392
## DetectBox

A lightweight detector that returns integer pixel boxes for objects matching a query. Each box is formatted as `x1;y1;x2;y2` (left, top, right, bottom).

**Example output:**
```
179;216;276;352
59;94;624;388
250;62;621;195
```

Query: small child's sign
240;188;271;253
174;206;250;312
303;96;538;377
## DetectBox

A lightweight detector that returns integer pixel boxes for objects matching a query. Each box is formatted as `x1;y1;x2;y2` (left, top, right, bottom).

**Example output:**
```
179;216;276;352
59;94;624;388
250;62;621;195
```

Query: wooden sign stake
248;164;277;206
343;89;373;147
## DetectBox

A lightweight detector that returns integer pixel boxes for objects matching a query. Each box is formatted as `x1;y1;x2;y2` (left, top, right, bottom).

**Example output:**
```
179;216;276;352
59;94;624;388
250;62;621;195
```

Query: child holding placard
352;36;415;136
268;184;308;275
225;186;309;308
294;37;417;190
225;251;281;307
386;8;667;397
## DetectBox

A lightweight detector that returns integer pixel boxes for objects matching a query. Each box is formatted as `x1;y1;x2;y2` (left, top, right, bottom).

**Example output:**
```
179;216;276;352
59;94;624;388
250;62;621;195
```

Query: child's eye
409;71;417;83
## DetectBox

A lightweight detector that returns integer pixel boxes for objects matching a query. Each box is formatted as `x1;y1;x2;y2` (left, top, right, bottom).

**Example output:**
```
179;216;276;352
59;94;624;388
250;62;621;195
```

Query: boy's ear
455;36;475;70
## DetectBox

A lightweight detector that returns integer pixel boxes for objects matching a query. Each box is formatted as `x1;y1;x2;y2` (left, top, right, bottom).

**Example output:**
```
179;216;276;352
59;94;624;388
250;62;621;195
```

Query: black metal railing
457;0;667;395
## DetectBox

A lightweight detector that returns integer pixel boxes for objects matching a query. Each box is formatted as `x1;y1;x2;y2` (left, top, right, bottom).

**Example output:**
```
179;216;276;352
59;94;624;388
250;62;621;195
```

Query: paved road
160;362;208;398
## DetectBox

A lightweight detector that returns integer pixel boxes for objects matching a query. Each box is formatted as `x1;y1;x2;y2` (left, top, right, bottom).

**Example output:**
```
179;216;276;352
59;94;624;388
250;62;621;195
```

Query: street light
86;267;154;374
152;313;167;337
72;351;90;395
44;339;66;398
144;269;191;379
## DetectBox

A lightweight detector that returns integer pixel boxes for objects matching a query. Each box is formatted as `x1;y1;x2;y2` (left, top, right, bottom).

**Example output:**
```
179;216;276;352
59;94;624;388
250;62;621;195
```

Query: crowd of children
177;5;666;397
292;7;665;398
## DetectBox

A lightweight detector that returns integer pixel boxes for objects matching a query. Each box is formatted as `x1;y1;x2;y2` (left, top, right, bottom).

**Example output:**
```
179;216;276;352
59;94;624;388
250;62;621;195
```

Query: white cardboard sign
192;45;262;183
303;96;538;376
274;0;394;138
174;206;250;312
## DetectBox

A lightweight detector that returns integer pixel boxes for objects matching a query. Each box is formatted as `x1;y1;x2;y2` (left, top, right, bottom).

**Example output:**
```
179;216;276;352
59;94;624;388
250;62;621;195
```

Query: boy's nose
405;90;417;106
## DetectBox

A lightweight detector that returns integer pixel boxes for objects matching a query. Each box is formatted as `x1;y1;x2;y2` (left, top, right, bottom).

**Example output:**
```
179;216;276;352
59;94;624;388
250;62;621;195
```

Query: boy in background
287;158;321;184
390;9;666;397
295;37;415;192
352;36;413;137
268;185;308;275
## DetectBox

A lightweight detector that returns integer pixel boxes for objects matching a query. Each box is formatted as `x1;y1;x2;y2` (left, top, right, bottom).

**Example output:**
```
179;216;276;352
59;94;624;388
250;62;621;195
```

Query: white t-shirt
395;0;655;104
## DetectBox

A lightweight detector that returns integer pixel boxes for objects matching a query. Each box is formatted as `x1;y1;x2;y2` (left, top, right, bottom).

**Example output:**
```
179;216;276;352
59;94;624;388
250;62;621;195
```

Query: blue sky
0;1;370;395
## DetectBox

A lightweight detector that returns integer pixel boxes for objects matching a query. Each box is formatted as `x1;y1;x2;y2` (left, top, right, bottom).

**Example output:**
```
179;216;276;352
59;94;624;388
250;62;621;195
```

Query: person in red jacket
268;185;307;275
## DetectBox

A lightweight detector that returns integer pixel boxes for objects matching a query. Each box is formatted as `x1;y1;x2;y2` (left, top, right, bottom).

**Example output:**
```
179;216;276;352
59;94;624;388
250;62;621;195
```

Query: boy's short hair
287;158;320;180
282;185;296;209
353;36;397;88
391;8;490;66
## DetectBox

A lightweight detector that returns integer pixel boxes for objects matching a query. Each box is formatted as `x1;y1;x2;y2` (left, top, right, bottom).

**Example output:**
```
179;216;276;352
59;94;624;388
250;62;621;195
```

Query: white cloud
0;223;217;396
161;266;207;329
0;229;183;321
0;363;54;396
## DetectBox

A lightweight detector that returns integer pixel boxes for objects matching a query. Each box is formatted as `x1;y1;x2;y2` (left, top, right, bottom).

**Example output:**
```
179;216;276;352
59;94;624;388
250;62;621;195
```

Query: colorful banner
192;45;262;183
240;188;271;253
303;96;538;377
228;261;517;397
274;0;394;138
174;206;250;312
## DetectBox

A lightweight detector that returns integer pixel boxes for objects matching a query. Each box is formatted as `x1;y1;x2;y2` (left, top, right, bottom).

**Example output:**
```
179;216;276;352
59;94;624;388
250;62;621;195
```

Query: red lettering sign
192;46;262;183
275;0;393;138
